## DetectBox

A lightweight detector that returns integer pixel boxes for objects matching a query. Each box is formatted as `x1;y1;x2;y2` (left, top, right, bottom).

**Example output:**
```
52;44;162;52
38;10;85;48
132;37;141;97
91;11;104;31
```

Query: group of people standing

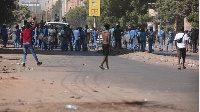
112;25;198;54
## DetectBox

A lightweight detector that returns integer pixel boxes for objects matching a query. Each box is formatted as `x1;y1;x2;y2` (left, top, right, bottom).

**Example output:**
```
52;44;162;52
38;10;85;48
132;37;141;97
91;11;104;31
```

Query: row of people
115;26;198;53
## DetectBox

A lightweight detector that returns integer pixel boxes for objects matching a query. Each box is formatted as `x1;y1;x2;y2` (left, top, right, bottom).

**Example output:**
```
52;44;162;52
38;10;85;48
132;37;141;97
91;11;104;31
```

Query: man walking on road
174;27;188;70
21;16;42;67
99;24;111;70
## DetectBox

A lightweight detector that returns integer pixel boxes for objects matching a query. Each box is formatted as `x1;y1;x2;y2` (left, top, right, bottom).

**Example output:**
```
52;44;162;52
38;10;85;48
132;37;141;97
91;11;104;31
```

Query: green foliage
0;0;31;26
53;0;61;18
84;0;152;29
154;0;199;28
0;0;16;25
63;0;199;29
65;7;87;29
187;12;199;27
185;0;199;27
12;2;31;23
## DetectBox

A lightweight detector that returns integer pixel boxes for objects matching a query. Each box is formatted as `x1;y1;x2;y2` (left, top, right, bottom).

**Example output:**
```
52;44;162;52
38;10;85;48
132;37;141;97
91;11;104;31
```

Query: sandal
105;67;109;70
178;65;181;70
99;65;104;69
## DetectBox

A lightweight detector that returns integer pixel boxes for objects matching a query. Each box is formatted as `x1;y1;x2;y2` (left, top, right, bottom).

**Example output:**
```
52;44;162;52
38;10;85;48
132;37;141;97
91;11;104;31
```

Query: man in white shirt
174;27;188;70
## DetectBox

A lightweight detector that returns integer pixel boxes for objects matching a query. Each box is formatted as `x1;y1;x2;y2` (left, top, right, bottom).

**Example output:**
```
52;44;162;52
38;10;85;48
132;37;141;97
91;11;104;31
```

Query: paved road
13;49;198;111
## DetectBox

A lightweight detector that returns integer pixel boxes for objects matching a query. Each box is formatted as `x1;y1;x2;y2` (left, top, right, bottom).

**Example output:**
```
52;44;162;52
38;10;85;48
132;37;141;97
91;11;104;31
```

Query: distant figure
135;27;141;51
73;27;80;51
166;28;174;52
113;25;123;49
174;27;188;70
79;27;86;51
40;20;44;29
61;17;67;23
129;26;137;51
190;28;198;53
42;25;48;50
33;24;39;48
21;25;25;48
54;27;58;48
1;24;8;48
91;27;98;49
140;28;148;52
147;27;155;53
123;28;129;49
48;25;56;50
21;16;42;67
109;26;115;47
68;25;74;51
60;26;70;51
158;27;166;51
13;25;21;48
38;25;44;48
54;14;59;22
98;24;111;70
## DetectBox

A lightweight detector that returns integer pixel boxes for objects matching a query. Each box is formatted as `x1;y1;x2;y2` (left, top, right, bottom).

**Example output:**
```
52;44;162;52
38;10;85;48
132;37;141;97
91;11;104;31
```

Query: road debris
65;105;79;110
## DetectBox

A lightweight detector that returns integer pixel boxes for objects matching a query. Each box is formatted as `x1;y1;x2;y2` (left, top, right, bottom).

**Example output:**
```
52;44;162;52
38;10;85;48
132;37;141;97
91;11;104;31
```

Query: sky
18;0;46;10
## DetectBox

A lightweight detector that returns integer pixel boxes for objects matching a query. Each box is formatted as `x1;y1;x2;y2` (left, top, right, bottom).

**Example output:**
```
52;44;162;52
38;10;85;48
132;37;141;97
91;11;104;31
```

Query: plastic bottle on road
65;105;79;110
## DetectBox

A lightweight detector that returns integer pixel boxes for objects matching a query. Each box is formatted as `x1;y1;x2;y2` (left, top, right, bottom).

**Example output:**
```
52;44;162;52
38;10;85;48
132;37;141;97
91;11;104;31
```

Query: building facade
21;2;41;13
46;0;58;11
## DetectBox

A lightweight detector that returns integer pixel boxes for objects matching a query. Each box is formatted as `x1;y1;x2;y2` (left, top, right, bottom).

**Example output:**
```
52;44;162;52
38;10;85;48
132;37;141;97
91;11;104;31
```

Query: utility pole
93;15;96;28
46;10;48;22
52;0;53;21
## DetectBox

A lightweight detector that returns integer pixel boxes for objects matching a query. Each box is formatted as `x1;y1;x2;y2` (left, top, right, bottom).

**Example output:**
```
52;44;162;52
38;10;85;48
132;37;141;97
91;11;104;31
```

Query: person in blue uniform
129;26;137;51
166;28;174;52
92;28;98;49
109;26;115;47
13;25;21;48
41;25;48;50
158;27;166;51
73;27;80;51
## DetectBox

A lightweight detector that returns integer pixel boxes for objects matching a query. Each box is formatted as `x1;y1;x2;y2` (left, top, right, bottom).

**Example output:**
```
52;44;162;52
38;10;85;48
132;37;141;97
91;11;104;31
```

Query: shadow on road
0;47;134;56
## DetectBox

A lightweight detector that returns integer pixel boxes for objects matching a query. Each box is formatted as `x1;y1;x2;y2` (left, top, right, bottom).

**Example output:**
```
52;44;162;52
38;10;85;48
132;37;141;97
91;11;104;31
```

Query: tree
154;0;199;28
0;0;31;26
187;12;199;27
12;2;31;24
0;0;16;25
84;0;152;29
65;6;87;29
53;0;62;20
185;0;199;27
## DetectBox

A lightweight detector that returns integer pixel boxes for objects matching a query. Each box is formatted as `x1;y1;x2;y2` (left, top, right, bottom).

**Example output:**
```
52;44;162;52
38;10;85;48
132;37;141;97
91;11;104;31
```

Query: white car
45;22;68;32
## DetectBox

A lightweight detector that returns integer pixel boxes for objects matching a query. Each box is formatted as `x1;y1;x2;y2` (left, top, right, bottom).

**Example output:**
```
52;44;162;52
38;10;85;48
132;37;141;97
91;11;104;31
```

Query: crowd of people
0;21;198;54
115;25;199;54
0;17;199;69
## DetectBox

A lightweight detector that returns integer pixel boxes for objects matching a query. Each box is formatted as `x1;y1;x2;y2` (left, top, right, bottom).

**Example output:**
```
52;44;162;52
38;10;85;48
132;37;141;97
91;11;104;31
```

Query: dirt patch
0;101;178;112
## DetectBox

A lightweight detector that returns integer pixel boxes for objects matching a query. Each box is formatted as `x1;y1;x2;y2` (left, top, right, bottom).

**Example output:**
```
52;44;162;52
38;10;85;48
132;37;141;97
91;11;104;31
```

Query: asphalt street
15;49;199;111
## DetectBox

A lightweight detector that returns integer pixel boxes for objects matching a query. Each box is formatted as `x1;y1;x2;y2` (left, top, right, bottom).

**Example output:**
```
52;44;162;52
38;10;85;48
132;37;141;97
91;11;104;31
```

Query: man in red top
21;16;42;67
